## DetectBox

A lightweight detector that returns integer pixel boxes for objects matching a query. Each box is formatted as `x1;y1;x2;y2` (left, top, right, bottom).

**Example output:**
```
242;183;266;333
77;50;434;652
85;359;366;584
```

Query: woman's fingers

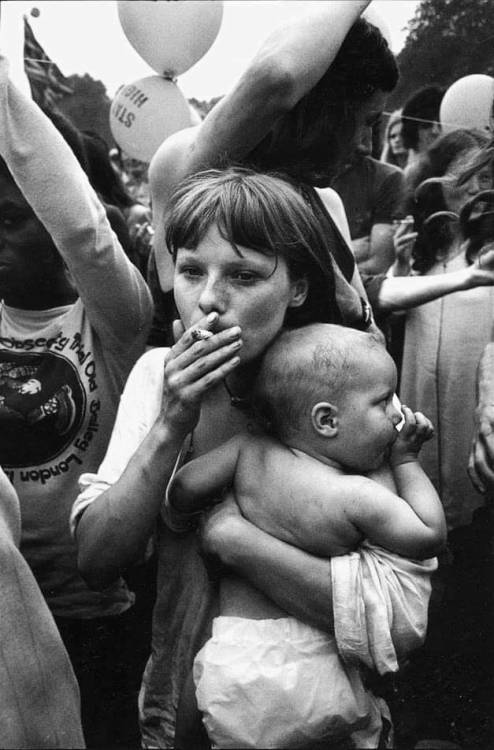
395;232;417;252
172;319;186;343
166;340;242;395
169;328;242;375
172;313;219;351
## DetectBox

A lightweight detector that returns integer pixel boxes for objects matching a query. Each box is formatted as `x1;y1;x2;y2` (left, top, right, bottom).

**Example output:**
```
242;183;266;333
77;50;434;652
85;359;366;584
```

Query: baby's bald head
254;324;385;440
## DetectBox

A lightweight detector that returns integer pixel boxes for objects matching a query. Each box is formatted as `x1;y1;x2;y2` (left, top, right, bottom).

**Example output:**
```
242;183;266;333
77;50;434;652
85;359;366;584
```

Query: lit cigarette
191;328;213;341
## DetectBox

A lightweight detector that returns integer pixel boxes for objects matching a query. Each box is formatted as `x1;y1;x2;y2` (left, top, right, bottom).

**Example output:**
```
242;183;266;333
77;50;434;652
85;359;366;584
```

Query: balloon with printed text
440;75;494;134
109;76;192;162
117;0;224;77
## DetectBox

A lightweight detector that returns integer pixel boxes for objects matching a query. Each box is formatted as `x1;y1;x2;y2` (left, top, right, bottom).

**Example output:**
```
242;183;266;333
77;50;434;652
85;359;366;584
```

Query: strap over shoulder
299;184;372;331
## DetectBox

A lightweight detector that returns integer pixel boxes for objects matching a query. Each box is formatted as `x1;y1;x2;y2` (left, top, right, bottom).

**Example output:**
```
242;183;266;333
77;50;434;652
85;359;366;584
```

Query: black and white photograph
0;1;492;748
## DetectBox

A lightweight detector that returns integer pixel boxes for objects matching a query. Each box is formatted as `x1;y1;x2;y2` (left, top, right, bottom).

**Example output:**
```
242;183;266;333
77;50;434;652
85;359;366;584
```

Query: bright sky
5;1;420;100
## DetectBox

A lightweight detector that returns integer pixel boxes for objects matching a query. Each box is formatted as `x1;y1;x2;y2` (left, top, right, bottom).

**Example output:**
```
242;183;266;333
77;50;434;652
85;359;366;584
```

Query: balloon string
19;71;493;127
383;110;493;131
383;111;439;125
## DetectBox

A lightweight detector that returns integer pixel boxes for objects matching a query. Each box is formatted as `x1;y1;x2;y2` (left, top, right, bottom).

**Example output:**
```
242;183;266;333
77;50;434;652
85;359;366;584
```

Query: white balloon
110;76;192;163
440;74;494;134
118;0;223;77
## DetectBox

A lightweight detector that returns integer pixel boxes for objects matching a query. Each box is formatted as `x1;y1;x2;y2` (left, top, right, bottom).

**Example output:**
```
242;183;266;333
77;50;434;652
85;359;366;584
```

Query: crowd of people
1;1;493;748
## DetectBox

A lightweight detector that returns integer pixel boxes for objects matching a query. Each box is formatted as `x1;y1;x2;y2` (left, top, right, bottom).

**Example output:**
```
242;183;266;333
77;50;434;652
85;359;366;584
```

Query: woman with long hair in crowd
381;109;408;170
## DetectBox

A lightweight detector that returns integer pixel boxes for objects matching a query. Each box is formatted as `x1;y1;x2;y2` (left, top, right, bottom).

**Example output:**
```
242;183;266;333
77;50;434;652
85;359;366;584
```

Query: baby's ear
311;402;338;437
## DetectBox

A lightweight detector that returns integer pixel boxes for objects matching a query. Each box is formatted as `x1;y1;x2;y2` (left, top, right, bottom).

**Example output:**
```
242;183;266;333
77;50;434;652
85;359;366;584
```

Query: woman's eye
232;270;259;283
180;266;202;278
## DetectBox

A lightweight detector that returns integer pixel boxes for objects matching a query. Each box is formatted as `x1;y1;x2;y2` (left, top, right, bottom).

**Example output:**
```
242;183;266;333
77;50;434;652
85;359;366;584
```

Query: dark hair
0;155;11;179
459;189;494;258
165;167;340;327
401;86;444;151
82;131;135;211
247;18;398;183
411;129;490;273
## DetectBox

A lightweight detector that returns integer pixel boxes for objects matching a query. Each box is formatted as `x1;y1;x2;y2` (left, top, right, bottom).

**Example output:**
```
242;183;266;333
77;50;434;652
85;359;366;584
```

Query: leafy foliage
389;0;494;108
57;73;113;146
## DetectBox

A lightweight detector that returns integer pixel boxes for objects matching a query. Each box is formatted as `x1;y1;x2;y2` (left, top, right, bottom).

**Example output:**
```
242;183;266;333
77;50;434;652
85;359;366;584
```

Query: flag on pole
23;15;73;107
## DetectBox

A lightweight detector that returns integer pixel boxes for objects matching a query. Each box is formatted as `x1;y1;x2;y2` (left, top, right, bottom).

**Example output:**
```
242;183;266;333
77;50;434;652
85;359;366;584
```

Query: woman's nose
198;278;228;315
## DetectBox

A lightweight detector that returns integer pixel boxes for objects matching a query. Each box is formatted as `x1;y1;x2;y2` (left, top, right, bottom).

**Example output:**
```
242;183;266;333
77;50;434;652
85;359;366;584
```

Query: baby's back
234;434;363;557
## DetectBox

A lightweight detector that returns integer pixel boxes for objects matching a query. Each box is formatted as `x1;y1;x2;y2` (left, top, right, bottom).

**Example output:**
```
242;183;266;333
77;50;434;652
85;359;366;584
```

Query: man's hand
468;403;494;493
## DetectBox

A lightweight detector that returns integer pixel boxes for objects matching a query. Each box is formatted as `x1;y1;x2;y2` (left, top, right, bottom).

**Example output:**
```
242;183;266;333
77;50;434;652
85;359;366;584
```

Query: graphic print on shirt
0;350;86;466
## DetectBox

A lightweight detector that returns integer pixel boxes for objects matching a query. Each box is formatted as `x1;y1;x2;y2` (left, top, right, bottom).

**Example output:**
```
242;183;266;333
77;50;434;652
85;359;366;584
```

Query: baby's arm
168;435;245;515
350;407;446;559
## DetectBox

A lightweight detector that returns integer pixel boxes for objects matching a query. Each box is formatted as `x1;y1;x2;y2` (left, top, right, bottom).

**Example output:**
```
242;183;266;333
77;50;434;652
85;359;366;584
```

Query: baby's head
254;323;402;471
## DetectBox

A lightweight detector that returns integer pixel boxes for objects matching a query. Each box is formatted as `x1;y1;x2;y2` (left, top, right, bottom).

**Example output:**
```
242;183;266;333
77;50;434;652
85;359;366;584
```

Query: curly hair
410;129;490;274
247;18;398;184
401;86;444;152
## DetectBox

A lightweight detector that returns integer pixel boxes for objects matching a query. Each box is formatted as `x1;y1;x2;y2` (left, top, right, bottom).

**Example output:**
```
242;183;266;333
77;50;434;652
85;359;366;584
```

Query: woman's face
388;121;406;156
173;224;307;364
442;148;493;214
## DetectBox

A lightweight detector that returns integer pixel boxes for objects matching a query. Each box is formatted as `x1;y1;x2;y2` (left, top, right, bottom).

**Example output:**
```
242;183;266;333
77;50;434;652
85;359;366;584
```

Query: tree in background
58;74;113;147
389;0;494;109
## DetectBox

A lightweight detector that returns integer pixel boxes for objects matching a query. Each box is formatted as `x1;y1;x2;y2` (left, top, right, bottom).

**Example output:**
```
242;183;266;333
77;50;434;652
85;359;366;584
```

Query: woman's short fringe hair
165;167;340;327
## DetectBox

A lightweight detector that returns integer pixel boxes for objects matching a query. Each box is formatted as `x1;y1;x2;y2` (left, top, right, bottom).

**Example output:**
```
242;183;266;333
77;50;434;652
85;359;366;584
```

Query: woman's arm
0;53;152;344
376;245;494;312
317;187;384;340
75;317;243;589
201;493;435;672
200;497;334;632
150;1;371;291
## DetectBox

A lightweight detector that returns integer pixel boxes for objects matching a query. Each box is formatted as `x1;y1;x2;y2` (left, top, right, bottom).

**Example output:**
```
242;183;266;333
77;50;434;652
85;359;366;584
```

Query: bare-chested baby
168;323;447;749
